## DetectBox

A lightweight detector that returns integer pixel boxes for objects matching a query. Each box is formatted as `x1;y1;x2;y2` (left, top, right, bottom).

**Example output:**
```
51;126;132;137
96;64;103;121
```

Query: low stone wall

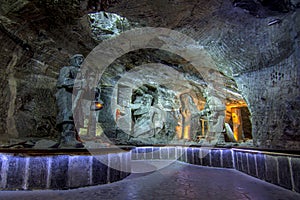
1;147;299;192
0;152;131;190
132;146;300;193
232;149;300;193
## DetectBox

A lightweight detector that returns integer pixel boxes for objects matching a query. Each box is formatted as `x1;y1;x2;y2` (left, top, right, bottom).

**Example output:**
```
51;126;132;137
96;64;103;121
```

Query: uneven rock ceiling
0;0;299;140
1;0;297;100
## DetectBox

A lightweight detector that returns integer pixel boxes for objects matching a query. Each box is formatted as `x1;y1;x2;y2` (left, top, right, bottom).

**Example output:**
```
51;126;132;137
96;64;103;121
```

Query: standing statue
55;54;85;148
179;93;201;141
199;88;226;144
130;93;154;138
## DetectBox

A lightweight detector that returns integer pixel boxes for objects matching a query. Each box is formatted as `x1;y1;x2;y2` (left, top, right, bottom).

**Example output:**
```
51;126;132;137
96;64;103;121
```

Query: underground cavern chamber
1;0;298;150
70;46;253;147
0;146;300;194
0;0;299;199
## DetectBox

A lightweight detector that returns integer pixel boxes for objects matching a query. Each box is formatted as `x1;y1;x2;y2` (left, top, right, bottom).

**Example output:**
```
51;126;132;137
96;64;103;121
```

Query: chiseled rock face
0;0;299;149
0;0;98;139
103;0;300;149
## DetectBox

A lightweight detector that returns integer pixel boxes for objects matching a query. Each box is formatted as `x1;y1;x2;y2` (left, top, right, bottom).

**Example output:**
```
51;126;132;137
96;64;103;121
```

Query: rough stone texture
277;156;292;190
0;0;97;140
0;0;298;149
68;156;91;188
1;148;300;193
6;156;26;189
176;147;182;161
211;149;221;168
99;54;207;145
98;86;118;139
50;155;69;189
256;154;266;180
193;148;201;165
153;147;160;160
168;147;176;160
0;152;133;190
235;152;243;171
104;0;300;148
201;148;211;166
181;147;188;163
131;148;138;160
241;153;249;174
160;147;169;160
92;155;108;185
247;153;257;177
109;154;121;183
28;157;48;189
145;147;153;160
187;148;194;164
0;156;2;184
265;155;279;185
291;157;300;193
125;152;131;176
120;152;130;177
137;147;146;160
235;52;300;149
178;147;184;162
184;147;300;194
2;161;300;200
222;149;233;168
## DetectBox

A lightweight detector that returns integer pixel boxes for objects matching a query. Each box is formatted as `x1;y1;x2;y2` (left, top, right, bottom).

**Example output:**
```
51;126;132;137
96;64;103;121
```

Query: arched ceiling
0;0;298;141
76;0;298;104
1;0;297;79
100;0;297;77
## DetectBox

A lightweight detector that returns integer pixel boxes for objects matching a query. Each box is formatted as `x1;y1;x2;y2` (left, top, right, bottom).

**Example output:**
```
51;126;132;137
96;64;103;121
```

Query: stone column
231;107;243;141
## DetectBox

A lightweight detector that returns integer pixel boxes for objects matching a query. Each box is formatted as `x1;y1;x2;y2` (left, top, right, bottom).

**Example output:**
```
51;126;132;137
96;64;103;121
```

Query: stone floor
0;161;299;200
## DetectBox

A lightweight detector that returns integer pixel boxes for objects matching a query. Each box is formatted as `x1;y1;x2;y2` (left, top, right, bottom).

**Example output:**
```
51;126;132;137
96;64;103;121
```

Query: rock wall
0;151;131;190
132;146;300;193
0;0;97;141
0;0;299;149
236;50;300;149
105;0;300;148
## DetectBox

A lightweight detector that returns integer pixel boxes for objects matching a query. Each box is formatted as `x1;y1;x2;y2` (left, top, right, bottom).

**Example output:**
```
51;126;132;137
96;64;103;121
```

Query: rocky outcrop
103;0;300;149
0;0;97;141
0;0;299;149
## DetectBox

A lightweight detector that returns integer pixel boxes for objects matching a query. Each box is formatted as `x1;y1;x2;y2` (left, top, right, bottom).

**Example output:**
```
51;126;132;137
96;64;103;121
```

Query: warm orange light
183;125;190;140
116;109;121;121
95;102;103;109
226;100;247;110
90;101;104;111
232;108;242;141
176;124;182;139
232;113;239;124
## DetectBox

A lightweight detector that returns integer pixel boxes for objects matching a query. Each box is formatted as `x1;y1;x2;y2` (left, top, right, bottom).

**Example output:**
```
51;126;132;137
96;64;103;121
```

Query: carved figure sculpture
55;54;85;148
199;88;226;144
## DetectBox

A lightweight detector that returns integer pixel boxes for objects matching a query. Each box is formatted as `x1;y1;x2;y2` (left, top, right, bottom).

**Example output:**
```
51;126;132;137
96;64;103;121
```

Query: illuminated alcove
0;0;299;198
78;11;254;146
77;47;253;147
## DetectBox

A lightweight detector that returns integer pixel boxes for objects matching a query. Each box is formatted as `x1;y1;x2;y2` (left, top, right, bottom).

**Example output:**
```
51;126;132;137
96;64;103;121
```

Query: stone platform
0;148;132;190
0;146;300;193
0;161;300;200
